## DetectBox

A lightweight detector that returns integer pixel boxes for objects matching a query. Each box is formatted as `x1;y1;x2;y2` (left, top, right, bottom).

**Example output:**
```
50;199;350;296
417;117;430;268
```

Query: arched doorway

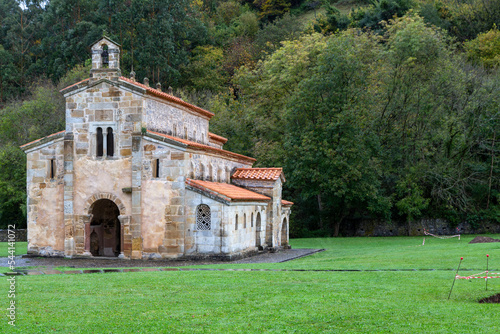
255;212;262;248
281;217;288;246
89;199;121;257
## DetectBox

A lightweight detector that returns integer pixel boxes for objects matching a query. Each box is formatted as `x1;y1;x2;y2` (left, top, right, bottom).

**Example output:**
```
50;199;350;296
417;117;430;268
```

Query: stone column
82;214;93;256
118;215;131;259
131;135;143;259
63;132;75;257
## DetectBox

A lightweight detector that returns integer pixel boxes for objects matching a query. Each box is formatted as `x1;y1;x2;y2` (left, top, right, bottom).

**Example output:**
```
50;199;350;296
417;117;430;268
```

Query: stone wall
24;139;65;256
341;218;500;237
145;98;210;145
0;229;27;242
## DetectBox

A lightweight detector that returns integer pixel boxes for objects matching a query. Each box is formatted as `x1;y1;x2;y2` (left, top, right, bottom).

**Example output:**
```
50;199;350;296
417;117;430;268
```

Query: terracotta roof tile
281;199;294;206
20;130;66;149
59;78;89;93
209;132;228;144
146;130;256;163
232;168;285;182
186;179;271;202
119;77;214;119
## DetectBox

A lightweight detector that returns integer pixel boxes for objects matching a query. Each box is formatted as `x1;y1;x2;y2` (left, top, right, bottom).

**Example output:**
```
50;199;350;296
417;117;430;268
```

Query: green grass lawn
0;242;27;257
1;236;500;333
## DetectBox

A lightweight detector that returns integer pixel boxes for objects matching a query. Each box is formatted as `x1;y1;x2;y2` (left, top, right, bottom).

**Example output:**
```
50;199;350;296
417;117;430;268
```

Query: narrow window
235;214;239;230
208;164;213;181
196;204;211;230
106;127;114;157
101;45;109;68
244;213;247;229
50;159;55;179
184;126;188;139
251;213;254;228
193;130;197;142
153;159;160;178
96;127;103;157
226;167;231;183
200;164;205;180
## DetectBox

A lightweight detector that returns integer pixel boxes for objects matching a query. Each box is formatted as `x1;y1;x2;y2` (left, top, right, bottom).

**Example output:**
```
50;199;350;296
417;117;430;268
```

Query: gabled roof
186;179;271;204
59;76;215;120
20;130;66;151
119;77;214;119
91;36;121;48
60;78;90;93
146;130;256;163
232;168;285;182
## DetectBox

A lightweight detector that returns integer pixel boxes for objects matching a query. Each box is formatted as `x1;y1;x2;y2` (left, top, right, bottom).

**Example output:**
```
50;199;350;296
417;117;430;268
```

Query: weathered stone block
120;148;132;156
132;237;142;251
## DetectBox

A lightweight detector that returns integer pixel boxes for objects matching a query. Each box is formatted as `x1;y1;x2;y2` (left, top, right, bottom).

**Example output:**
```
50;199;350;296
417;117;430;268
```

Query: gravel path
0;248;323;270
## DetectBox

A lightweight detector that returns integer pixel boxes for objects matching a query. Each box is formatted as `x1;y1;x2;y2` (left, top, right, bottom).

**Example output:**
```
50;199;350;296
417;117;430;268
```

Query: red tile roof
281;200;294;206
146;130;256;163
20;130;66;149
119;77;214;119
186;179;271;202
209;132;228;144
59;78;89;93
232;168;285;182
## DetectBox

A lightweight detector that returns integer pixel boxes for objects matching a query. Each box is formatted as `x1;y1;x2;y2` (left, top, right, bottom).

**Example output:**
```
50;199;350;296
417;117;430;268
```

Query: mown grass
0;242;27;257
194;234;500;271
1;236;499;333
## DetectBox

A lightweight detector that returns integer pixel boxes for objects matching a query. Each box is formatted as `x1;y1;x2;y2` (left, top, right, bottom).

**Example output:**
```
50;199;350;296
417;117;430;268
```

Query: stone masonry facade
22;37;292;260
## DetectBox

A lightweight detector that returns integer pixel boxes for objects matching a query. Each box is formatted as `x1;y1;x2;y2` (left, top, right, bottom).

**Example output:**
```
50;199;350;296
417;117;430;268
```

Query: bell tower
90;36;121;83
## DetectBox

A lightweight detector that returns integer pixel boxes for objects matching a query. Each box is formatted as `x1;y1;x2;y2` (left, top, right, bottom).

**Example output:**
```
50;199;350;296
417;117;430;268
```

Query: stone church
21;37;292;260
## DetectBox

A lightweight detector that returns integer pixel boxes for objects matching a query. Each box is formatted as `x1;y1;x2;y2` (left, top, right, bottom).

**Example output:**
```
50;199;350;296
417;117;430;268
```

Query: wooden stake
486;254;489;291
448;257;463;300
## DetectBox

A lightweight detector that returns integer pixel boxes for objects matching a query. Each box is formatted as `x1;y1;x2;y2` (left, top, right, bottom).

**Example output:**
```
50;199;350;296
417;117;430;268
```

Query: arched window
190;162;195;179
208;164;213;181
96;127;103;157
196;204;211;230
101;45;109;68
106;127;114;157
235;214;238;230
226;167;231;183
281;217;288;246
200;164;206;180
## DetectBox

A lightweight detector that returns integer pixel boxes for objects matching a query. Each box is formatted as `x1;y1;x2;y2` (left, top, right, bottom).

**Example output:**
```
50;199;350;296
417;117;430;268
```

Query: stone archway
89;199;121;257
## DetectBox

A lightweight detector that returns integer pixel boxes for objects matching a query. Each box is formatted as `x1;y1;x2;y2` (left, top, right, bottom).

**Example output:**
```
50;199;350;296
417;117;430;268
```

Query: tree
283;29;390;236
465;27;500;69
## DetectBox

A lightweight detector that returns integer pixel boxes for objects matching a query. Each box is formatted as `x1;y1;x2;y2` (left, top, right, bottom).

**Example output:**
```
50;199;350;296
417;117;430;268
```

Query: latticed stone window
196;204;211;230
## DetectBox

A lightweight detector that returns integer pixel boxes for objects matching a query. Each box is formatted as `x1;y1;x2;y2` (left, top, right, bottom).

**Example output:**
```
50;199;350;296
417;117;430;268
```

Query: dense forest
0;0;498;235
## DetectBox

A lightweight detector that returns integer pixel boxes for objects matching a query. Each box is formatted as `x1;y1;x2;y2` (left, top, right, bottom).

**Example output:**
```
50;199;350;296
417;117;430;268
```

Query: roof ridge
119;77;214;119
186;179;271;202
20;130;66;149
146;130;256;162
